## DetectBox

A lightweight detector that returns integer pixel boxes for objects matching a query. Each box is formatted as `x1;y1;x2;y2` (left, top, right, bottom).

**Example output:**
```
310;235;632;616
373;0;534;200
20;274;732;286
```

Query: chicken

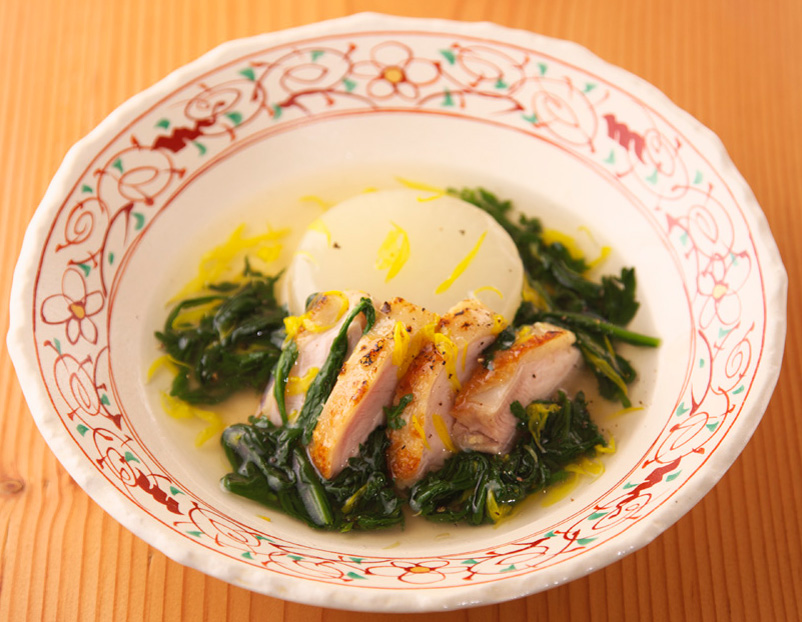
308;297;437;479
256;290;368;425
451;322;581;455
386;299;500;488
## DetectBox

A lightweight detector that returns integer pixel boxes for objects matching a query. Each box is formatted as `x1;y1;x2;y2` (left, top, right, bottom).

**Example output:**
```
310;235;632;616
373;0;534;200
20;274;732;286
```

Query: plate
7;13;787;612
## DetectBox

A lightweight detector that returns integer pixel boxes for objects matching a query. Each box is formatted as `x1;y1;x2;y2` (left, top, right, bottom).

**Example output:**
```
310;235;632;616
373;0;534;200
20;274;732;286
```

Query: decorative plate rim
7;12;787;612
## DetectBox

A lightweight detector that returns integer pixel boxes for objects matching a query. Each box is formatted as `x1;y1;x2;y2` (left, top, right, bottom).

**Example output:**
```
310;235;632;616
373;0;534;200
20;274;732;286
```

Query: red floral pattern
27;25;773;595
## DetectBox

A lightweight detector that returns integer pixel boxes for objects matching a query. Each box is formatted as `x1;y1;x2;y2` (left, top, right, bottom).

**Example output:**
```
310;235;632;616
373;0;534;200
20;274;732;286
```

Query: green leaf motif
500;564;516;572
242;552;254;560
706;422;719;432
577;537;596;546
495;78;508;89
733;385;745;395
124;451;140;463
100;394;111;406
169;486;183;496
349;557;363;564
225;111;243;126
112;158;123;173
718;326;732;339
108;252;115;265
53;338;61;354
522;112;538;124
440;49;456;65
272;104;283;121
442;87;454;107
584;83;597;93
679;232;689;246
346;571;367;580
646;169;659;185
288;554;303;561
133;212;145;231
77;263;91;277
537;62;547;75
544;531;556;538
623;482;637;489
699;358;705;368
193;141;207;156
666;471;681;482
76;424;89;436
311;50;325;61
155;118;170;130
588;511;608;521
604;150;615;164
676;402;689;416
462;558;478;565
693;170;703;184
343;77;357;92
187;531;202;537
81;184;93;194
239;67;256;81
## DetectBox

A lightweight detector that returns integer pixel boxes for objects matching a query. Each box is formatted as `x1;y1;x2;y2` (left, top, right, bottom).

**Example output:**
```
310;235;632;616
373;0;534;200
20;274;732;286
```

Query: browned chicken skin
451;322;581;455
387;299;499;488
308;297;437;479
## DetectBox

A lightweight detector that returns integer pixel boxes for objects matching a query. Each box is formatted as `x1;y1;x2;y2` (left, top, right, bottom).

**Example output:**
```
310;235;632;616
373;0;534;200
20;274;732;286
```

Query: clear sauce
146;165;658;536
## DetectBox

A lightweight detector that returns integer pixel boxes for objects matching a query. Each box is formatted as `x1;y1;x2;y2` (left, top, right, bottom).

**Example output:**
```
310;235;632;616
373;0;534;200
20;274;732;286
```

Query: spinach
450;187;659;405
155;269;286;404
296;297;376;443
408;393;604;524
384;393;413;430
221;420;403;531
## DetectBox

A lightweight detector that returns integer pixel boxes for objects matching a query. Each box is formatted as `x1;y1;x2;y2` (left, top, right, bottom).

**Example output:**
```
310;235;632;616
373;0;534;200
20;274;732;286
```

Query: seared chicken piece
387;299;499;488
451;322;581;455
256;290;368;425
308;298;437;479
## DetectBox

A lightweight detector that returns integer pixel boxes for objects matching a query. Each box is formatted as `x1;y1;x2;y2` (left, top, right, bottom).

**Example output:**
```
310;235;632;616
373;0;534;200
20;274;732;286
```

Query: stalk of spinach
449;187;659;406
408;392;604;525
220;294;402;531
221;420;403;531
155;266;286;404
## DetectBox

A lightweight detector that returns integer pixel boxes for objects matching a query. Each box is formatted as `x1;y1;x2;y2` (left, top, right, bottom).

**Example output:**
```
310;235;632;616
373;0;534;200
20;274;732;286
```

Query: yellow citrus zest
491;313;508;336
435;231;487;294
395;177;446;201
474;285;504;299
283;291;349;339
285;367;319;396
434;333;461;391
412;411;430;449
486;489;513;523
170;224;288;302
432;413;457;453
147;355;185;381
300;195;333;209
159;392;225;447
307;218;332;246
375;222;411;282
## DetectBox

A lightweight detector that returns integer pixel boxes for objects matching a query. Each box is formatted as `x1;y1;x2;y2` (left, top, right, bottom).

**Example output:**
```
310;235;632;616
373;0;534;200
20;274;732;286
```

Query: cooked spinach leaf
221;420;403;531
384;393;413;430
408;392;604;525
450;187;658;404
155;269;286;404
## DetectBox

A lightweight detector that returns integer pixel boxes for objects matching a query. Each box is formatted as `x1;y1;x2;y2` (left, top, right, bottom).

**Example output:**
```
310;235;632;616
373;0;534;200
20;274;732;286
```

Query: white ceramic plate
7;13;786;612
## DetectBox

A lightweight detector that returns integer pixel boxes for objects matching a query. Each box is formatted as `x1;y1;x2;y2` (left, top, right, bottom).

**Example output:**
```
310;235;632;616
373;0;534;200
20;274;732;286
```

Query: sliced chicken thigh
451;322;581;455
308;298;437;479
387;299;500;488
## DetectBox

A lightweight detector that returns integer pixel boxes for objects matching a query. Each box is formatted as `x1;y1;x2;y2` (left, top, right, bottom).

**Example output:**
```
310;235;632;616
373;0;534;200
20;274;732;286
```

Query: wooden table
1;1;799;620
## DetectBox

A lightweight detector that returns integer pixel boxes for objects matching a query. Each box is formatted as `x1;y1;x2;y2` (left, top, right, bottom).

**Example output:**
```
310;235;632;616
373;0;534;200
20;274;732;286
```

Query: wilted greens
155;187;658;532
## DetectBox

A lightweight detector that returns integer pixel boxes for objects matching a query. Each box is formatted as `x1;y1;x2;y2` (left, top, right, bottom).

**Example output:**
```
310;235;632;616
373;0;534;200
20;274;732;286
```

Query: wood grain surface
1;1;800;620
